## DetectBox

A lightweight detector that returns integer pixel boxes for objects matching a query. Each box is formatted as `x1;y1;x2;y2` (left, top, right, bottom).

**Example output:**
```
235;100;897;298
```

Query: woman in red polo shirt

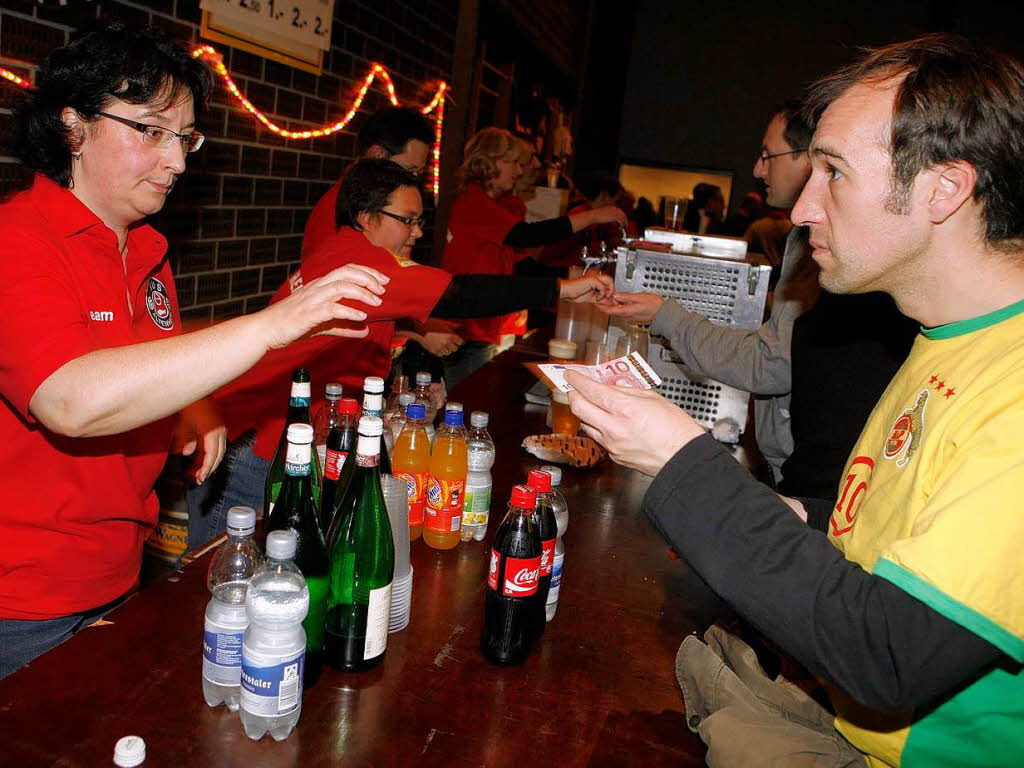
441;127;627;387
193;159;613;538
0;25;387;678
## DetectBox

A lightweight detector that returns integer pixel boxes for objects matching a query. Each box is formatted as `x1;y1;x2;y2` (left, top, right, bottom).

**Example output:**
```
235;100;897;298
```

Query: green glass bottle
325;415;395;672
265;369;323;519
262;423;330;688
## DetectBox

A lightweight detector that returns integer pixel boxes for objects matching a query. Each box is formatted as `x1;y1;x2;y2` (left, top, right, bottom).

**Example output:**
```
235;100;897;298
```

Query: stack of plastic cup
380;474;413;632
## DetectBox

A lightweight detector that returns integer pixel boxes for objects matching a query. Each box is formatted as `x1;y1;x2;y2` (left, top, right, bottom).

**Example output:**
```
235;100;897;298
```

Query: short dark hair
336;158;420;230
12;22;213;188
770;99;814;152
356;106;434;157
804;33;1024;248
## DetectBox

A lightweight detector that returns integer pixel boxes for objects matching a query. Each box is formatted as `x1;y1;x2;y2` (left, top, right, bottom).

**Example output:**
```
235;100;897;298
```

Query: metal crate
606;239;772;433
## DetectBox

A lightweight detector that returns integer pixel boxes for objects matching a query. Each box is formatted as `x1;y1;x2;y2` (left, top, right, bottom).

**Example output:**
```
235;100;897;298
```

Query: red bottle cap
510;484;537;509
339;398;359;415
526;469;552;493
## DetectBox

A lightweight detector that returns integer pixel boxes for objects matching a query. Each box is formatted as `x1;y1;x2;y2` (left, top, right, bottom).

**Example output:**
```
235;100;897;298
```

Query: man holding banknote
569;35;1024;768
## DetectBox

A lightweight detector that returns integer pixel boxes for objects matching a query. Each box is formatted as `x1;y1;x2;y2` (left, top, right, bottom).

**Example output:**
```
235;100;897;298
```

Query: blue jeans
0;593;127;679
186;430;270;551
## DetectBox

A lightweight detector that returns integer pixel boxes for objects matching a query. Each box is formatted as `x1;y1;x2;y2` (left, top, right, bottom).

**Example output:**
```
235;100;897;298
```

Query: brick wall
0;0;457;324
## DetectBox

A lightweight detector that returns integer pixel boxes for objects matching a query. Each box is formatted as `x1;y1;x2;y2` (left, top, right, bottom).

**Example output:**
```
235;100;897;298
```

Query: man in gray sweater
600;102;818;484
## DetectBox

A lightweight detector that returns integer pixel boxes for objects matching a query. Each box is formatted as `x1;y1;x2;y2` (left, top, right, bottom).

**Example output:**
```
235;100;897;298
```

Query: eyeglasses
758;148;806;164
379;209;425;228
96;111;205;153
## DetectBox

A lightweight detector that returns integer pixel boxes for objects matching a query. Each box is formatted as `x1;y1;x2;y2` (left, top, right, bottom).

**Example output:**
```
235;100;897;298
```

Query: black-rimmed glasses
96;111;205;153
758;148;806;164
379;209;425;228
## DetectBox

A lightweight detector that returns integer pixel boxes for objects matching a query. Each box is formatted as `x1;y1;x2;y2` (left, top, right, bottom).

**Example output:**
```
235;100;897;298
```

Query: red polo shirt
442;183;523;344
0;175;181;619
302;178;342;260
213;226;451;460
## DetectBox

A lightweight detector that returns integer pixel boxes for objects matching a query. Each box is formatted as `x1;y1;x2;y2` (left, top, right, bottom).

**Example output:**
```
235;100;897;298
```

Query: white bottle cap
540;465;562;486
325;382;343;397
358;415;384;437
446;402;463;413
415;371;432;386
286;423;314;444
226;506;256;536
398;392;416;405
363;376;385;394
266;530;297;560
470;411;488;428
113;735;145;767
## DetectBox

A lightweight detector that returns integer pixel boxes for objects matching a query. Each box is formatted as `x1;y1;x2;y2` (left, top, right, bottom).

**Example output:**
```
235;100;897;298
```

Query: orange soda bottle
423;408;468;549
392;402;430;541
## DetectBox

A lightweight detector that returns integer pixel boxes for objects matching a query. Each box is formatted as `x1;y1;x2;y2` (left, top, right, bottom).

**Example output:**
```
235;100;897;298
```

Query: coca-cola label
324;449;348;481
492;552;541;598
539;538;556;577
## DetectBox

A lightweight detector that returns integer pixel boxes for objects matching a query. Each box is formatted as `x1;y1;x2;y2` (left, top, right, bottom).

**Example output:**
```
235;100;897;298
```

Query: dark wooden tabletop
0;342;722;767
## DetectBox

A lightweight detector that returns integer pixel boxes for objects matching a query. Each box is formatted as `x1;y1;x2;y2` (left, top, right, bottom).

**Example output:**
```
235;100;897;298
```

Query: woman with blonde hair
442;127;625;386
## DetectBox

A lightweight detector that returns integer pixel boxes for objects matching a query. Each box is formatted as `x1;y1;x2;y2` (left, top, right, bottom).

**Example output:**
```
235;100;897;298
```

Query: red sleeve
0;227;95;421
301;228;451;323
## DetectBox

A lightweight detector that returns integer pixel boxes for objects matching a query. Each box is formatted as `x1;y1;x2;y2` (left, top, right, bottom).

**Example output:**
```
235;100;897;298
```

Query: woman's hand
171;398;227;484
257;264;390;350
559;272;615;303
594;291;666;323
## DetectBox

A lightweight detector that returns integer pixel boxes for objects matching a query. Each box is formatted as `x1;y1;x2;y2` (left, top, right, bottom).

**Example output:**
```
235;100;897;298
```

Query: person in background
682;182;725;234
632;196;658;237
720;190;764;237
302;106;434;259
538;173;625;270
571;34;1023;767
191;159;614;536
0;24;387;679
441;127;626;388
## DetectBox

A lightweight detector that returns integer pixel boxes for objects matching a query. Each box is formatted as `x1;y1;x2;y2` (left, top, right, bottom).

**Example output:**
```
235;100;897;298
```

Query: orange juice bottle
392;402;430;541
423;408;468;550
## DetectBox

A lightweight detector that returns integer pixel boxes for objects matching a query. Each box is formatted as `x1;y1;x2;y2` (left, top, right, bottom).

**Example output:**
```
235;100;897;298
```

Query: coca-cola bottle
525;470;557;641
480;485;541;666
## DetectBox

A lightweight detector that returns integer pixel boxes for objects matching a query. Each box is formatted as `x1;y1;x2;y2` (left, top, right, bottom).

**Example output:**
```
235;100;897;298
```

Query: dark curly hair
356;106;434;157
12;22;214;187
336;158;420;231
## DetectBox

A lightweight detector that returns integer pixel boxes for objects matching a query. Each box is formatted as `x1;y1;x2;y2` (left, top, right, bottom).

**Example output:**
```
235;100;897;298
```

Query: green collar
922;296;1024;340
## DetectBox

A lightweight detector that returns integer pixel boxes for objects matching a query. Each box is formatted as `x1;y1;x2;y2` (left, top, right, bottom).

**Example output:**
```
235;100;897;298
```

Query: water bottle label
461;483;491;525
395;471;426;525
202;628;244;685
425;477;465;533
324;449;348;480
285;442;311;476
488;549;541;597
546;552;564;607
539;537;556;577
240;647;304;717
363;582;392;661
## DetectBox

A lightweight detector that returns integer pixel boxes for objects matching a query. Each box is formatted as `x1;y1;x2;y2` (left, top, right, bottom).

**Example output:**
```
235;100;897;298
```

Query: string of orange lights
0;46;448;197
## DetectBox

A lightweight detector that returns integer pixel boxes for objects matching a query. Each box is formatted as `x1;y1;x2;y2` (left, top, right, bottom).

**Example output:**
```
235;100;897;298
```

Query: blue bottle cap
406;403;426;420
443;409;464;427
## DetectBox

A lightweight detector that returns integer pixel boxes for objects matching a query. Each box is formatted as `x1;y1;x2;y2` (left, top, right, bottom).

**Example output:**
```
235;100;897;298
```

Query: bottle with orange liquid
392;402;430;542
423;409;468;550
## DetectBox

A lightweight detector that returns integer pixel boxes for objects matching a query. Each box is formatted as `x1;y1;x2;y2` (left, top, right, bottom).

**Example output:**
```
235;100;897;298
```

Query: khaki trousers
676;625;867;768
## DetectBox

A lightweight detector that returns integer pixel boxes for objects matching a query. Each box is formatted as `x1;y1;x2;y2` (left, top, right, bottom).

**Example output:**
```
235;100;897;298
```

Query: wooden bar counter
0;343;722;766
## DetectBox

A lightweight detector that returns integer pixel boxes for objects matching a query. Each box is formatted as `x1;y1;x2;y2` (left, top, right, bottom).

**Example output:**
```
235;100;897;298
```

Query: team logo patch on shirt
883;389;929;467
145;277;174;331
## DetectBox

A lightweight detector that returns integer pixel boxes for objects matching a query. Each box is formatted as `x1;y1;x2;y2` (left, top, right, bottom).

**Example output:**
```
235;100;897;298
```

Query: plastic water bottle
240;530;309;741
202;506;262;711
541;466;568;622
461;411;495;542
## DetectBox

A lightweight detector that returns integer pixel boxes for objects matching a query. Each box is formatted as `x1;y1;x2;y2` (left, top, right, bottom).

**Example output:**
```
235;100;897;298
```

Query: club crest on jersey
145;277;174;331
883;389;929;468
